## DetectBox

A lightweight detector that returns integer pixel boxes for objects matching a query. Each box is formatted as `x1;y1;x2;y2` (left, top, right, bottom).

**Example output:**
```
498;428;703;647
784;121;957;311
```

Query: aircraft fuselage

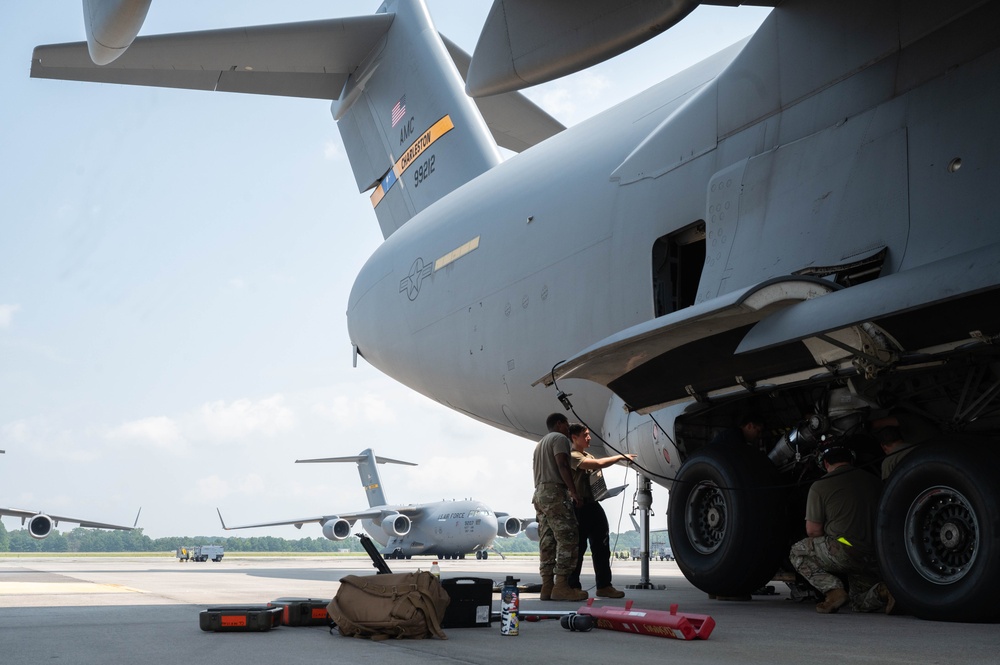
363;499;499;558
348;0;1000;446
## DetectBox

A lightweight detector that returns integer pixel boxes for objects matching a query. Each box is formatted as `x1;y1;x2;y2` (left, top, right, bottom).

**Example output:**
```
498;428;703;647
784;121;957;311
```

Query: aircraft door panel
652;222;707;317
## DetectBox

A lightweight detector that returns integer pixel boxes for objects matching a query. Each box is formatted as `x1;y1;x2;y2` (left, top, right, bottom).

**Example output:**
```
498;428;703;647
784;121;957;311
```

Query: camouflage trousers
532;483;580;577
789;536;886;612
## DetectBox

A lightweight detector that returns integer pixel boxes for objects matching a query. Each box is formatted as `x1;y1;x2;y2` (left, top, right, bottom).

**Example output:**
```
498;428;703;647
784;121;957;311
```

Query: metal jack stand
625;473;665;590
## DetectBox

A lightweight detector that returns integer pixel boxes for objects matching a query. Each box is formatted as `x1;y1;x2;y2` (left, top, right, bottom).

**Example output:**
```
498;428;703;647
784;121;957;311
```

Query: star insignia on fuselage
399;257;433;301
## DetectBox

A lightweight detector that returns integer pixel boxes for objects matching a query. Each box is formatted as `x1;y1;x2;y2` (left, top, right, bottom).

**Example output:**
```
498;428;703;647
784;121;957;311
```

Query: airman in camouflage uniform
532;413;587;602
789;444;893;614
789;533;885;613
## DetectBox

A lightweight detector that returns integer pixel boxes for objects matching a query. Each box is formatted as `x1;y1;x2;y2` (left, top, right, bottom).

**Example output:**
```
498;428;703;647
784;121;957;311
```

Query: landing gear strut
625;473;664;590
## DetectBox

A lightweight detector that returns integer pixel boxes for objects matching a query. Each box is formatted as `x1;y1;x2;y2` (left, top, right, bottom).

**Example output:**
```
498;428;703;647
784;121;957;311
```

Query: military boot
539;575;554;601
596;586;625;598
550;575;588;601
816;588;849;614
877;582;898;615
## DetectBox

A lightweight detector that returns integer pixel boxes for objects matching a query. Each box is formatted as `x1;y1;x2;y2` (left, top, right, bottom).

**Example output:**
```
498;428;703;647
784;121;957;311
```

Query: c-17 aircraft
30;0;1000;621
0;451;138;538
217;448;522;559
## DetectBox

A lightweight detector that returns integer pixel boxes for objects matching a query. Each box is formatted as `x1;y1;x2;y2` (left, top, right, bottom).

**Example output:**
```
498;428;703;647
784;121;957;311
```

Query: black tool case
268;597;332;626
441;577;493;628
199;605;283;632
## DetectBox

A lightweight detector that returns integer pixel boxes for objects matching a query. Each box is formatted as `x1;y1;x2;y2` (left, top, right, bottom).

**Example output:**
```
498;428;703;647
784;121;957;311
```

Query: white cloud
0;304;20;328
197;394;296;441
106;416;184;450
0;419;102;462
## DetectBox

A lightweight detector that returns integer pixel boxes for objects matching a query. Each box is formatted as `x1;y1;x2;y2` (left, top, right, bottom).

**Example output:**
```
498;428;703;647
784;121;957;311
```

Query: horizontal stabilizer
296;455;417;467
440;34;564;152
31;16;394;100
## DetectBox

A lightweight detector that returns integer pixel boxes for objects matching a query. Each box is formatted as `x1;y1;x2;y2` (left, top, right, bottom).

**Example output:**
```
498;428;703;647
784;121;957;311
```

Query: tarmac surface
1;554;998;665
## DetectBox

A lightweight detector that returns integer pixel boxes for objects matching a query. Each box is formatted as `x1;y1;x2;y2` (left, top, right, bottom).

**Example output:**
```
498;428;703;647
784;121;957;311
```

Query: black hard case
441;577;493;628
199;605;283;632
268;597;332;626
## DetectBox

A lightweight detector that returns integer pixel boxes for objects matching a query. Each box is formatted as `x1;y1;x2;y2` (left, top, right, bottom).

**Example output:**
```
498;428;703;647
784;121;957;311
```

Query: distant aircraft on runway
217;448;522;559
0;450;139;538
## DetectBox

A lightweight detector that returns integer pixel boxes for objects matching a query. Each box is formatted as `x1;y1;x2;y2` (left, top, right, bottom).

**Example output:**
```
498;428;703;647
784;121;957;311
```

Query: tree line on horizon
0;520;657;554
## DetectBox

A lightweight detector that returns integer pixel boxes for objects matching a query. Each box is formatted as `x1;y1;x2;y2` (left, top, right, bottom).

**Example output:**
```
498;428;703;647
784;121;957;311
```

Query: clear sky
0;2;770;540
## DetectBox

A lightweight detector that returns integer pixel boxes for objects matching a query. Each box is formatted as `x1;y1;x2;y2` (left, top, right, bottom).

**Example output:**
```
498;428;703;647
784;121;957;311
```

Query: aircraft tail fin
31;0;566;240
296;448;417;508
334;0;502;238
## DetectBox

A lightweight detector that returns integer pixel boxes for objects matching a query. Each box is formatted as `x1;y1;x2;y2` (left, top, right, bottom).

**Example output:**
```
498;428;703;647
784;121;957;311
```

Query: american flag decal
391;95;407;127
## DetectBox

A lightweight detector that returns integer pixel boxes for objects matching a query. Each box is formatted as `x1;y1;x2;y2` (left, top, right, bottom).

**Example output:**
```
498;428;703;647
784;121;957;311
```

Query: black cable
549;361;887;493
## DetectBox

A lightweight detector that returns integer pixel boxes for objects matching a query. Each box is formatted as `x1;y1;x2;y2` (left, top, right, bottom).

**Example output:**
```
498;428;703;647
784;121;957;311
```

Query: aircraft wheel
667;442;785;596
475;551;482;560
483;551;488;560
877;442;1000;622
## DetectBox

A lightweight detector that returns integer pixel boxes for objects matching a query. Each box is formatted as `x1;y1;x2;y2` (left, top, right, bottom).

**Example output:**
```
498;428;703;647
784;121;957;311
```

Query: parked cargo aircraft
217;448;522;559
31;0;1000;621
0;452;137;538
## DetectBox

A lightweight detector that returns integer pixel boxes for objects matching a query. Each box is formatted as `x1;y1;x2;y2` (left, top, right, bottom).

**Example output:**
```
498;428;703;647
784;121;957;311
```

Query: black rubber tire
877;442;1000;622
667;442;786;596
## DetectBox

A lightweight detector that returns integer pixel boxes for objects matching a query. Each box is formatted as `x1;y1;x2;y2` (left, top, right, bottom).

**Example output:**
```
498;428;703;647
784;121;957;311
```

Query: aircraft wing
217;507;386;531
0;507;134;531
31;16;394;100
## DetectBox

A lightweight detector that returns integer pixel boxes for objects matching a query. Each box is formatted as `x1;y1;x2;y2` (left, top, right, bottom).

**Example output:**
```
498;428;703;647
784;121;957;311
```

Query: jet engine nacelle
380;513;411;538
82;0;152;65
27;514;54;539
496;515;521;538
524;521;539;542
321;518;352;541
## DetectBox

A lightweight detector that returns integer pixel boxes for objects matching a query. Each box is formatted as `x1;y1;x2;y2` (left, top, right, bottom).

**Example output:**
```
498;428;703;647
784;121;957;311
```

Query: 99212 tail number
413;155;435;187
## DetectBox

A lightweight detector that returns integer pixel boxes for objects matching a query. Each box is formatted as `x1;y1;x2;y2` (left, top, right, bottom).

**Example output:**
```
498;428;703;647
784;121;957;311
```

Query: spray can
500;575;520;635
